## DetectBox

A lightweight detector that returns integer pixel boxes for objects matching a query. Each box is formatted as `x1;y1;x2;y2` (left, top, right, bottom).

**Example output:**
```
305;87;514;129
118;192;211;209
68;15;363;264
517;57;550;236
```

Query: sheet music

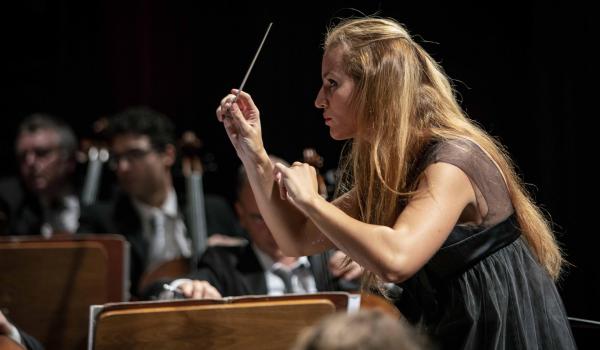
88;305;103;350
347;294;361;313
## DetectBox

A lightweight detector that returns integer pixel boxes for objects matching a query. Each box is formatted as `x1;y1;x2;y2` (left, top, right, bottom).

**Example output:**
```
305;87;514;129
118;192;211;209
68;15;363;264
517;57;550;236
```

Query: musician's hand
328;250;363;281
273;162;320;214
179;280;223;299
207;234;247;247
216;89;265;163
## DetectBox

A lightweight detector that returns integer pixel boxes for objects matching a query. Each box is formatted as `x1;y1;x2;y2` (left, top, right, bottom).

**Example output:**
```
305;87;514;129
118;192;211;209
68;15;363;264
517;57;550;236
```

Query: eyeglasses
108;148;154;169
17;146;61;163
247;212;266;225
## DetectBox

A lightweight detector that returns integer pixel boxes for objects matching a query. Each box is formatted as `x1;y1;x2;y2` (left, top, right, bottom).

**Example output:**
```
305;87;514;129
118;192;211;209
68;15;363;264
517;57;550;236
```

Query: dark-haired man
80;106;243;299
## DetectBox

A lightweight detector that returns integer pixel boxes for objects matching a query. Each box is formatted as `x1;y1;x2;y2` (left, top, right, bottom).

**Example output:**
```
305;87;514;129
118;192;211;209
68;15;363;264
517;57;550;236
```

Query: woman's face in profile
314;46;357;140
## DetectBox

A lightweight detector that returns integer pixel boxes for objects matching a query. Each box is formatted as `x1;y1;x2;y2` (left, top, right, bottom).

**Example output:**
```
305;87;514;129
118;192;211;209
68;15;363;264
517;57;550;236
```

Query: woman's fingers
229;100;250;129
217;89;267;164
231;90;256;112
223;115;239;143
219;99;250;144
274;162;290;174
274;162;319;206
275;171;287;201
273;163;288;200
216;94;236;122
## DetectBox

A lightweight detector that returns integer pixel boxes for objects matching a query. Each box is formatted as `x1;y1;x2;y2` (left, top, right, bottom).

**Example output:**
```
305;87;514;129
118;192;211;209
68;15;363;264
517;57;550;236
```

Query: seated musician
0;114;81;237
155;156;362;300
79;106;244;299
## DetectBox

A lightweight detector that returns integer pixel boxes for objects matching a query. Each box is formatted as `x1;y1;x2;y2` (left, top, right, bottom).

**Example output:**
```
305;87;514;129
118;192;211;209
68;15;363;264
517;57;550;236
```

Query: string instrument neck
302;148;328;200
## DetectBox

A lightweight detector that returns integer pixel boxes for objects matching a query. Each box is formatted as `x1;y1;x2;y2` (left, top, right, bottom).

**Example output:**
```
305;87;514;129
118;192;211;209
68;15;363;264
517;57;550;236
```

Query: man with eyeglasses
79;106;243;299
0;114;80;237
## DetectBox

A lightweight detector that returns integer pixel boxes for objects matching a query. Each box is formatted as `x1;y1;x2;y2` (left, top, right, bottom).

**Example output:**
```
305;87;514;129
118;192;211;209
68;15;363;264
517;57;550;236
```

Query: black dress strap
426;214;520;281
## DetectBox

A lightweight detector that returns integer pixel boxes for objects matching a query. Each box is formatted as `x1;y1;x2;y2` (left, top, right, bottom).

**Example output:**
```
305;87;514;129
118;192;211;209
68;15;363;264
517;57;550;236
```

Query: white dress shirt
253;246;317;295
40;194;80;237
164;245;318;300
3;322;23;347
132;189;191;270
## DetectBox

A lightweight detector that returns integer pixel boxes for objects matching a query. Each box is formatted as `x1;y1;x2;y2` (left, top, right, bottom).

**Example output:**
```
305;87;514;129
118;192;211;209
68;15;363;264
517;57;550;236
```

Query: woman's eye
328;79;338;87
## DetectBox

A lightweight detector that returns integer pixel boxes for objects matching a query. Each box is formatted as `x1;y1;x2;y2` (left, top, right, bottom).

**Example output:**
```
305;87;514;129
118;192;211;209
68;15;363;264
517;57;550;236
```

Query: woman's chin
329;130;352;141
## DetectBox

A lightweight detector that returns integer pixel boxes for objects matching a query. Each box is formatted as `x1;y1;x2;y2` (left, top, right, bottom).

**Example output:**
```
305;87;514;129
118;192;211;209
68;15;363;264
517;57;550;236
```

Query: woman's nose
314;88;327;109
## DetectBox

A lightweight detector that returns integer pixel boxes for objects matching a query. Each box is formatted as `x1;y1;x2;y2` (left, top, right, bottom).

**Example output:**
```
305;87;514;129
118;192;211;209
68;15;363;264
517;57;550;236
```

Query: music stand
0;234;129;350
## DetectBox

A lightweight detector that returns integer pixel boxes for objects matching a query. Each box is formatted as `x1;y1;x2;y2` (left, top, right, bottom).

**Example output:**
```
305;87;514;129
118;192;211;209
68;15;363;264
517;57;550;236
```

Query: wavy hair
325;17;563;287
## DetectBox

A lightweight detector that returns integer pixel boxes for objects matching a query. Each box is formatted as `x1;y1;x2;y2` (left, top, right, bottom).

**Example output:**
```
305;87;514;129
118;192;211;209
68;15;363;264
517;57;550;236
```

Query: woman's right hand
216;89;265;163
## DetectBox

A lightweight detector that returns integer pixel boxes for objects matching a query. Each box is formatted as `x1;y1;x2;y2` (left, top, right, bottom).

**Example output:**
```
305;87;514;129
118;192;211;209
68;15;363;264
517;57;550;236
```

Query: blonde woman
217;17;575;349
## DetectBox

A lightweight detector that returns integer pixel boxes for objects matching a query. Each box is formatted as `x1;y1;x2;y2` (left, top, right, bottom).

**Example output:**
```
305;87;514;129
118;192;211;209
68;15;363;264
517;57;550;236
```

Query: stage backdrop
0;0;593;322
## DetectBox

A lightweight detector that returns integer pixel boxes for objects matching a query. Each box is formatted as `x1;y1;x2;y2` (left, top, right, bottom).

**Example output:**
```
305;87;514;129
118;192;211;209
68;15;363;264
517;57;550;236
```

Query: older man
0;114;79;236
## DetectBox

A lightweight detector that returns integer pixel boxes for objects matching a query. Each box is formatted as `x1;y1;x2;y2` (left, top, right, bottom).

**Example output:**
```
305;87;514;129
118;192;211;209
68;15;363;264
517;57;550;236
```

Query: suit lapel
14;194;43;235
114;195;147;268
309;253;335;292
237;245;268;295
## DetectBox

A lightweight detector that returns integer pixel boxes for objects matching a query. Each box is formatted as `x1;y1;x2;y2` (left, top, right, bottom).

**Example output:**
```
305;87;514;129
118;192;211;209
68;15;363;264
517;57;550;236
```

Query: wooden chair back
0;234;128;350
92;297;338;350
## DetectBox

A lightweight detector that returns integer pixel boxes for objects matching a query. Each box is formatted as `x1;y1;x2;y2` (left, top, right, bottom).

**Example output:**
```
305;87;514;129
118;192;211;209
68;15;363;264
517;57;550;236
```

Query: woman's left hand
273;162;321;214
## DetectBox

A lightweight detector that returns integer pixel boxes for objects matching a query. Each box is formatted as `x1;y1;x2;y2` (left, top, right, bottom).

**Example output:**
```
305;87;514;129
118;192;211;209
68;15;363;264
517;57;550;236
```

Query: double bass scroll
179;131;209;271
302;148;328;200
78;117;110;206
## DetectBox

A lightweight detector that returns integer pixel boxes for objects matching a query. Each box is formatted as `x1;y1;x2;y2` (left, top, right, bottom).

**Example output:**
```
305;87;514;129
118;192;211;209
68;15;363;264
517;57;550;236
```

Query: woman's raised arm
216;90;335;256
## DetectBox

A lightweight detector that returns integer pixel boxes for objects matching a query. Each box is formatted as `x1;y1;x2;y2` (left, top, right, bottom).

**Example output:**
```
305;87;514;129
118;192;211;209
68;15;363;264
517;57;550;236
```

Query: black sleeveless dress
395;139;576;349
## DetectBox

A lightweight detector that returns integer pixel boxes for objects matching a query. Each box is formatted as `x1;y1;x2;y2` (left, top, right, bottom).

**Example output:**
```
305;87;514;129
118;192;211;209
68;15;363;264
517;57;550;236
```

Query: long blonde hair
325;17;563;285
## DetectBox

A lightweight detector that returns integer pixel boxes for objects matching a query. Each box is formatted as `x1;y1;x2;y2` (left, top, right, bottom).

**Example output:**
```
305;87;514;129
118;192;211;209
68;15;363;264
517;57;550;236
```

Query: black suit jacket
18;328;44;350
144;243;358;299
79;191;243;298
0;177;85;236
0;177;46;235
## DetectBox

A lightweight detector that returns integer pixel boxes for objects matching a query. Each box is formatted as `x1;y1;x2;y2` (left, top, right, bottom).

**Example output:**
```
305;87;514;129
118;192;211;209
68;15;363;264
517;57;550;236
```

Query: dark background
1;0;594;325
